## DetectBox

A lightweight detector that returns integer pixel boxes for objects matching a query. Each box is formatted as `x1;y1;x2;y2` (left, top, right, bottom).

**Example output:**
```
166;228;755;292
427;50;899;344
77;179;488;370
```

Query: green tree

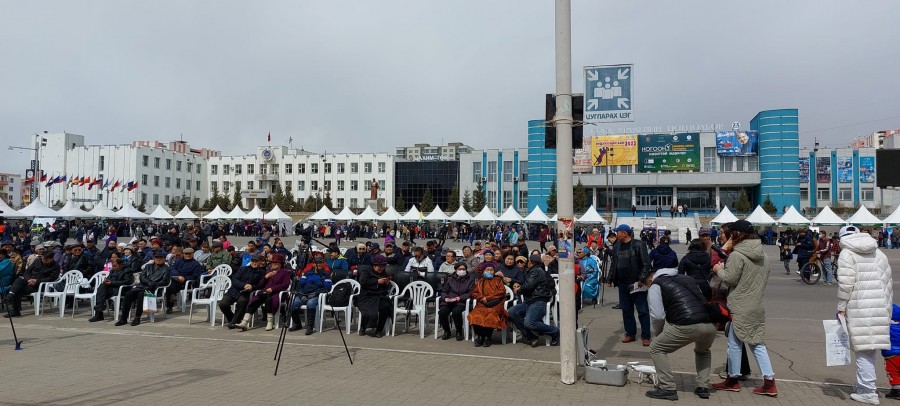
447;183;460;212
303;194;319;212
734;189;751;213
472;183;487;210
283;185;295;212
546;181;557;214
395;192;406;211
268;183;285;210
322;191;333;210
208;183;222;210
138;195;147;212
231;182;242;210
420;186;435;213
762;194;777;214
461;189;472;212
573;179;587;213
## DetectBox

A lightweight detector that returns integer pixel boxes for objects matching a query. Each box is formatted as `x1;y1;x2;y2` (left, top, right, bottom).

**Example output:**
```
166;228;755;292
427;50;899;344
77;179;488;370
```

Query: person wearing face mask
439;263;475;341
467;263;509;347
404;247;434;279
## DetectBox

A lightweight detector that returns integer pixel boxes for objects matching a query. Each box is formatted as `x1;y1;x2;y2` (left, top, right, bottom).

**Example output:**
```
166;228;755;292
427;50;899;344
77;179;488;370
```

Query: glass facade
394;161;460;211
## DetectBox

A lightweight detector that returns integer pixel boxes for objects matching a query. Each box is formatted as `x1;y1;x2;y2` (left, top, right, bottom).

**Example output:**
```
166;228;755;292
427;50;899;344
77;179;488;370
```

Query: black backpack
327;283;352;307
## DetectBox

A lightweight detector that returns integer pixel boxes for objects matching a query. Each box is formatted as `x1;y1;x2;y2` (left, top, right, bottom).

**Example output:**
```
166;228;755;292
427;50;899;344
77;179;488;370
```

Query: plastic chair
71;271;109;318
188;275;231;326
145;280;171;323
390;281;433;338
317;279;360;334
358;281;398;334
200;264;233;285
39;270;83;317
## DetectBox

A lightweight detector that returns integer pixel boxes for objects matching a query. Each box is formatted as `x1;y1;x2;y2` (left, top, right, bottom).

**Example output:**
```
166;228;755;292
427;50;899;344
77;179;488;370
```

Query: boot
752;378;777;397
265;314;275;331
712;376;741;392
88;306;104;322
236;314;251;331
289;312;302;332
305;311;316;335
886;389;900;399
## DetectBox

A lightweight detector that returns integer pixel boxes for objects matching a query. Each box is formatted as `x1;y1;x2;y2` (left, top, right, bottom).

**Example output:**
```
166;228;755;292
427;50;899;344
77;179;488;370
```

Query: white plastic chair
359;281;398;334
188;275;231;326
145;280;171;323
71;271;109;318
200;264;233;285
317;279;360;334
183;264;234;312
39;270;84;317
391;281;433;338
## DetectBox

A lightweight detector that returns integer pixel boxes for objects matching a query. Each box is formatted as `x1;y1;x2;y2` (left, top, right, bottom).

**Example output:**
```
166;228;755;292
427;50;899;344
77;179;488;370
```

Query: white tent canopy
847;206;883;226
307;206;335;221
225;206;247;220
149;205;174;220
498;206;524;222
265;205;292;221
88;202;122;219
550;214;558;222
424;205;450;222
472;206;498;222
18;199;59;218
523;206;550;223
243;206;265;220
400;205;421;222
174;206;198;220
777;206;810;226
710;206;739;225
0;198;23;217
56;201;96;219
116;202;152;219
744;205;777;225
203;205;227;220
333;207;357;221
811;206;847;226
576;205;608;224
379;206;402;222
448;207;473;222
884;206;900;225
355;206;380;221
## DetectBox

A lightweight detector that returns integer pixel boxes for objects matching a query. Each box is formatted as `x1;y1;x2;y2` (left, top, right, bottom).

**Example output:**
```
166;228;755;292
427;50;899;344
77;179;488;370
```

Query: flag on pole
111;180;121;192
40;172;47;182
267;131;271;143
128;181;139;191
57;175;67;184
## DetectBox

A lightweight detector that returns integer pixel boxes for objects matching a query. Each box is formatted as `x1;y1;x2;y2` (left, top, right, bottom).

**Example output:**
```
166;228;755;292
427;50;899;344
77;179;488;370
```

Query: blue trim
853;149;860;205
497;151;503;210
831;150;838;206
513;150;519;210
482;150;488;201
809;151;816;209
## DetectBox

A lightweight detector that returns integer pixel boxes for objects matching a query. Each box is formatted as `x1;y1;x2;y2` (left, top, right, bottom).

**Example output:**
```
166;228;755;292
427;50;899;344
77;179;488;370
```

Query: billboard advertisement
573;136;593;173
591;134;638;166
715;130;758;156
799;157;810;182
637;133;700;172
860;156;875;183
816;157;831;183
837;157;853;183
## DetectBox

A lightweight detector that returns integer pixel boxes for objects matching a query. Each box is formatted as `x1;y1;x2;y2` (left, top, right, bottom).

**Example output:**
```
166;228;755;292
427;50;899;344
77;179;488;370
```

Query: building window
324;180;332;191
337;198;345;208
364;162;372;173
176;160;182;171
838;188;852;201
337;180;345;191
351;180;358;191
153;176;160;187
154;157;160;168
166;159;171;170
210;181;217;192
311;163;318;174
735;157;745;172
260;164;268;175
247;164;254;175
503;161;513;182
176;179;181;189
703;147;716;172
351;163;358;173
503;191;512;208
337;163;344;174
153;194;159;205
519;161;528;181
816;188;830;201
862;189;875;201
296;163;304;174
298;181;305;191
473;162;482;184
351;198;358;208
187;162;193;173
800;188;809;201
519;191;528;211
379;180;385;190
223;182;229;192
185;180;190;191
285;181;292;192
165;177;171;188
142;174;148;186
195;180;200;190
488;190;497;211
142;155;149;167
141;193;147;206
235;164;242;175
99;156;105;171
325;163;332;174
311;180;318;191
285;164;293;174
364;181;370;191
211;165;218;175
721;157;733;172
378;162;386;173
247;181;253;190
196;164;201;174
272;164;279;174
748;155;759;171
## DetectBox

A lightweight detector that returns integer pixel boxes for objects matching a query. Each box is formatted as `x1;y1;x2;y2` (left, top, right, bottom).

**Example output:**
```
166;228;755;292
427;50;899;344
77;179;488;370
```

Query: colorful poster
716;130;759;156
860;156;875;183
816;157;831;183
573;136;593;173
837;157;853;183
637;133;700;172
591;134;638;166
799;157;810;182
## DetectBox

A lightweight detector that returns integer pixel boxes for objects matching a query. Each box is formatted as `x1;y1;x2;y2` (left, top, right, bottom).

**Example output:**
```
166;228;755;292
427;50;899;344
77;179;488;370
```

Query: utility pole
554;0;577;385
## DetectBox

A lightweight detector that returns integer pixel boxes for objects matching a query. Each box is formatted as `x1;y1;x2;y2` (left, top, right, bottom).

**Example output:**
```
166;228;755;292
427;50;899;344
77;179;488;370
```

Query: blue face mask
483;272;494;279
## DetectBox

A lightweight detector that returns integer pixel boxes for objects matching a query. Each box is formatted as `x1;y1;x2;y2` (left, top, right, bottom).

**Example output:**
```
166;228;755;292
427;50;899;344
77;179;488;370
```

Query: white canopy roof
333;207;357;221
116;202;152;219
203;205;227;220
576;205;608;224
498;206;524;222
424;206;450;222
744;205;777;225
243;206;265;220
523;206;550;223
379;206;402;222
710;206;739;225
148;205;174;220
56;201;96;219
884;206;900;225
307;206;335;221
811;206;847;226
847;206;883;226
88;202;122;218
355;206;380;221
777;206;810;226
173;206;198;220
472;206;498;222
224;206;246;220
18;199;59;218
400;205;421;222
550;214;558;222
0;198;24;217
448;207;473;222
265;205;292;221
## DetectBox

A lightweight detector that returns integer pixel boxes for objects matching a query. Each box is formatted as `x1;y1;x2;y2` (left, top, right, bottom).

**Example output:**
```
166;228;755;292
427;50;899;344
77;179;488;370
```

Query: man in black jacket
607;224;653;346
117;251;170;326
644;267;717;401
508;254;559;347
64;242;94;277
222;253;265;330
88;258;133;322
4;254;61;318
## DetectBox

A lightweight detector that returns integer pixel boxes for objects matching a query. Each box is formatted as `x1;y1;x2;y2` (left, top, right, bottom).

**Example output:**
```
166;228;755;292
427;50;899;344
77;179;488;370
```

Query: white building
395;142;474;161
207;146;395;211
0;173;23;209
459;148;530;214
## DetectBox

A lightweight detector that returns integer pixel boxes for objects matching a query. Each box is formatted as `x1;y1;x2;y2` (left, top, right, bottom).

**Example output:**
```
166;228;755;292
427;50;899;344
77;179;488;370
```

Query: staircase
614;214;699;244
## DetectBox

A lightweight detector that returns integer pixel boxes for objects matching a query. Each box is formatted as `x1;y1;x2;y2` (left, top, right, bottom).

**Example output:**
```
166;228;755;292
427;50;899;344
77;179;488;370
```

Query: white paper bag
823;318;850;366
143;291;158;314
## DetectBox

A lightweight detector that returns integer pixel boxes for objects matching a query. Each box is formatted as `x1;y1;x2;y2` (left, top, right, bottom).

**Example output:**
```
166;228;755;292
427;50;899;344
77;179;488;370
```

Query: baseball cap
731;220;754;234
614;224;632;233
839;225;860;238
698;228;710;236
528;254;542;264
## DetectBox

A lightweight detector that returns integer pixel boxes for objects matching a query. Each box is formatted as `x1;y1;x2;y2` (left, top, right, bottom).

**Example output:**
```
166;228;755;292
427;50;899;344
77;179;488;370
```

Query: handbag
142;291;157;313
823;317;851;366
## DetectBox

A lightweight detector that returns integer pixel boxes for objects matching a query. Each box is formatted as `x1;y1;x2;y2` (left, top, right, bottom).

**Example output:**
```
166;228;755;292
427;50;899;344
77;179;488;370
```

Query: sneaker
886;389;900;399
441;331;452;340
115;320;128;326
711;377;741;392
550;332;560;346
694;387;710;399
621;335;636;343
456;331;464;341
612;304;621;309
645;387;678;401
849;393;879;404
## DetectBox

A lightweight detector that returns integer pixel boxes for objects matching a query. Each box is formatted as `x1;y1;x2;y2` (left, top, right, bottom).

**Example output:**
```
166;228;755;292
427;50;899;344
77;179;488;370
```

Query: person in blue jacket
289;257;332;335
165;247;205;313
883;304;900;399
577;247;600;304
0;250;14;297
649;236;679;270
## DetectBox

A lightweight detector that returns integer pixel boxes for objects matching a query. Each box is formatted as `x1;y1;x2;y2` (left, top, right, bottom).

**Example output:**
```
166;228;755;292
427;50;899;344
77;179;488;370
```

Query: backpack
327;283;352;307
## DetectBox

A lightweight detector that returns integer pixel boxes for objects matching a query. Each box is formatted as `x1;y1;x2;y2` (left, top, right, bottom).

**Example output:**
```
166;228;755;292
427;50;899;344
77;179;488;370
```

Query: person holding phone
357;255;393;337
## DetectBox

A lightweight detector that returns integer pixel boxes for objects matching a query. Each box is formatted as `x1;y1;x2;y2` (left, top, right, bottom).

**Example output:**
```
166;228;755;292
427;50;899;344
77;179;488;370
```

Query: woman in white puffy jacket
836;225;893;404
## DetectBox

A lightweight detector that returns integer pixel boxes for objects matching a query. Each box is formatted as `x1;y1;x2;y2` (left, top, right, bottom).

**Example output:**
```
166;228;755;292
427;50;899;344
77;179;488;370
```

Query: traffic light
544;94;583;149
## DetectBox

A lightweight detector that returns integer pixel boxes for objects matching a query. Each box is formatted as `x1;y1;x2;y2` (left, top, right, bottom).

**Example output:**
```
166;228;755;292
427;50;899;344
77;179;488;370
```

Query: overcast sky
2;1;899;175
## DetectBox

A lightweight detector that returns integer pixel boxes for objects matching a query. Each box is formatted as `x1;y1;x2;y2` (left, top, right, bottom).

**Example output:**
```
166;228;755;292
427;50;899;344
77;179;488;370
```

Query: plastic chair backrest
61;270;84;293
331;269;351;282
207;275;232;300
392;271;412;292
213;264;233;277
504;285;514;302
423;272;445;293
389;281;399;297
401;281;433;308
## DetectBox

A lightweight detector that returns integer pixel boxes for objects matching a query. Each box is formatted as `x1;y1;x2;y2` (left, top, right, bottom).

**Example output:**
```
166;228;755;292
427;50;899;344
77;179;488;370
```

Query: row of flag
24;173;139;191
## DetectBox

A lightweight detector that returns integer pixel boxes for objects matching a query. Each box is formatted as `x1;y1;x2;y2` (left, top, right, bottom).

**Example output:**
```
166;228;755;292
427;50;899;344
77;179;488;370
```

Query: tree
472;183;487;210
208;183;222;210
283;185;295;212
462;189;472;212
322;191;333;210
573;179;588;213
447;183;460;212
420;186;435;213
762;194;777;214
395;192;406;211
302;195;319;212
231;182;242;210
220;193;231;212
268;183;285;211
546;181;557;214
734;189;751;213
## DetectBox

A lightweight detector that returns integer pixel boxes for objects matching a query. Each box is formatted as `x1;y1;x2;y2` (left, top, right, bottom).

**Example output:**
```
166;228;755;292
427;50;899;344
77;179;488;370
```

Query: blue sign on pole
584;64;633;123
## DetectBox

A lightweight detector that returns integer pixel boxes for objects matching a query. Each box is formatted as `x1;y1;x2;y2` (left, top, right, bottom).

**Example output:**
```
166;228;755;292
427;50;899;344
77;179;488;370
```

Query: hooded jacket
649;244;679;270
718;239;769;345
837;232;893;351
678;250;712;282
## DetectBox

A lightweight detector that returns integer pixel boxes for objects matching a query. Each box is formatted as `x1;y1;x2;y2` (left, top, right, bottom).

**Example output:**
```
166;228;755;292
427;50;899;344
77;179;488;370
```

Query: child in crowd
779;244;793;275
883;304;900;399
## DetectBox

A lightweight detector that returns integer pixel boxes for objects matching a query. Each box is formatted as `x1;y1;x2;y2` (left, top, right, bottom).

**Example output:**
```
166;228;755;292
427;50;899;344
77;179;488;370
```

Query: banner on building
573;136;593;173
837;157;853;183
637;133;700;172
799;157;810;182
816;157;831;183
859;156;875;183
591;134;638;166
716;130;758;156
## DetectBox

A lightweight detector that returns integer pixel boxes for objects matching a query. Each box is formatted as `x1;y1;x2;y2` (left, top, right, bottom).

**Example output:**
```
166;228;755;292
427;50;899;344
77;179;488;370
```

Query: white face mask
456;270;467;277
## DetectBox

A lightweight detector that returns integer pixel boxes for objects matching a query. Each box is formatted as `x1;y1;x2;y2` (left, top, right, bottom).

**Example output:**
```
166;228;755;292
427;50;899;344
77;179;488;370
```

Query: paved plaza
2;236;900;405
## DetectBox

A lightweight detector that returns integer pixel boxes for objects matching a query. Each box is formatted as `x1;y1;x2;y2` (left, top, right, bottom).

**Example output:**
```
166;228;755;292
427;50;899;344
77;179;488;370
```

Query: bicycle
799;255;837;285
